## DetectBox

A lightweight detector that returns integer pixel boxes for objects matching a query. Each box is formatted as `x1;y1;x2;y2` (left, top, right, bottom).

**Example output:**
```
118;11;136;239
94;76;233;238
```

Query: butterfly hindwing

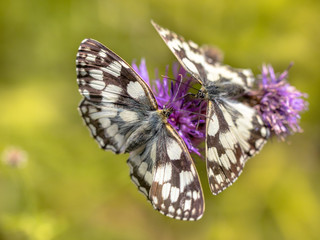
206;99;269;194
77;38;204;220
128;124;204;221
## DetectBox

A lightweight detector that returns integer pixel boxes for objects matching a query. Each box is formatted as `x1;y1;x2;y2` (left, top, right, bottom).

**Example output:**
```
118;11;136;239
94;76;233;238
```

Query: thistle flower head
132;59;206;155
253;64;308;139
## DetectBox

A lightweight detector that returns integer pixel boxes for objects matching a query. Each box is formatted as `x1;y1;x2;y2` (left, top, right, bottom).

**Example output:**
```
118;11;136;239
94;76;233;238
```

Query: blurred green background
0;0;319;239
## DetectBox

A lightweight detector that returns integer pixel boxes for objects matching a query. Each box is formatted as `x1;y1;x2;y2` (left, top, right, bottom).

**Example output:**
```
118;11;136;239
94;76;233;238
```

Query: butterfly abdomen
205;82;246;99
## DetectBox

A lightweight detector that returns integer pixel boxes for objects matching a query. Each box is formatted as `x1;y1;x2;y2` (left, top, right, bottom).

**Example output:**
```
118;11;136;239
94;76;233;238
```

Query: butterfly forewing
77;39;159;154
77;38;158;109
152;21;255;89
77;38;204;220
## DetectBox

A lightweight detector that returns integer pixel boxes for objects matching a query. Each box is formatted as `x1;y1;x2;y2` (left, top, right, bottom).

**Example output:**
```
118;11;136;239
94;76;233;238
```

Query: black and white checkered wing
152;22;269;194
77;38;158;154
152;21;255;89
206;100;269;194
77;39;204;220
128;124;204;221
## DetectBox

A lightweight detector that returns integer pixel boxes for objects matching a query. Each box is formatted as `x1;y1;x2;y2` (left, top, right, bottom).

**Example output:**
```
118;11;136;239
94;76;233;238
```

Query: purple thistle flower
252;64;308;139
132;59;206;156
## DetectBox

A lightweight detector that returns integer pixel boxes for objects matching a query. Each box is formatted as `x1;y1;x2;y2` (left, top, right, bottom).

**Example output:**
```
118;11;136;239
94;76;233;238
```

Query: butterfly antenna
175;108;209;120
196;101;206;131
164;74;191;109
161;75;201;92
171;74;183;103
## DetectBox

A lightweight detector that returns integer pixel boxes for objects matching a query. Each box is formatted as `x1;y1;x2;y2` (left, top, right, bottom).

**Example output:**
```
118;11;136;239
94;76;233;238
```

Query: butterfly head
159;107;174;123
195;86;208;99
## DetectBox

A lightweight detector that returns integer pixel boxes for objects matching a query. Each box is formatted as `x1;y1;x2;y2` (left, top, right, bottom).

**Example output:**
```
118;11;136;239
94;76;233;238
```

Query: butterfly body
197;80;246;100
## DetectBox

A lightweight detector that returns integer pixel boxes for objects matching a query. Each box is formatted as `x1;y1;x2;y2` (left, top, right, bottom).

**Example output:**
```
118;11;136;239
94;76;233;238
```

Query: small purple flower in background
132;59;206;156
251;64;308;139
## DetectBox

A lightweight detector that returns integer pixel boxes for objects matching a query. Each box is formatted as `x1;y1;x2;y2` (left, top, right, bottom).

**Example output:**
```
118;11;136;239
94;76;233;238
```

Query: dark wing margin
128;124;204;221
205;100;269;195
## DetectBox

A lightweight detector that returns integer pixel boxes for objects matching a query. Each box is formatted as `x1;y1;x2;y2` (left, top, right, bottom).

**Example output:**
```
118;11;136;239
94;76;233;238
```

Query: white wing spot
82;89;90;98
115;133;124;149
98;51;107;58
144;171;152;185
192;208;196;216
79;68;87;76
89;80;105;91
255;138;265;149
260;127;267;137
102;84;122;102
101;61;122;78
85;53;96;62
168;38;182;51
220;153;231;169
138;162;148;177
106;124;118;137
170;187;179;203
166;138;182;160
226;149;237;164
154;165;165;184
179;171;194;192
162;182;171;200
176;208;182;216
168;205;175;214
208;113;219;136
120;60;130;69
98;118;111;128
89;69;104;81
193;191;198;200
184;199;191;211
207;147;219;163
182;58;200;76
215;173;224;184
152;196;158;205
127;81;146;99
163;163;172;182
119;110;139;122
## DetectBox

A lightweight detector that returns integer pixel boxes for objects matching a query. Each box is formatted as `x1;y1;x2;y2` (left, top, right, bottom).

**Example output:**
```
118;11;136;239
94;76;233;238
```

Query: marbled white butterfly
152;21;270;195
76;39;204;220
